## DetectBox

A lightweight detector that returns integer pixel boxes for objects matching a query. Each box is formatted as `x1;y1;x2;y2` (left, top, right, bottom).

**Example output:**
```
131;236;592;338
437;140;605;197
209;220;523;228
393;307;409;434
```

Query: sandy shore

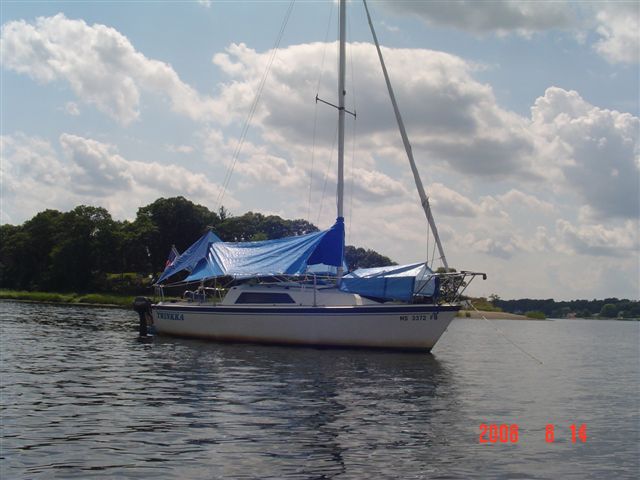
458;310;535;320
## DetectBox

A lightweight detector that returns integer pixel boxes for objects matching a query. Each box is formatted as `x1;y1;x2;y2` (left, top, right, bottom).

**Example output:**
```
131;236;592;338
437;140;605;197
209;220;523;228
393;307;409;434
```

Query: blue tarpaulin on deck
339;262;437;302
155;218;345;284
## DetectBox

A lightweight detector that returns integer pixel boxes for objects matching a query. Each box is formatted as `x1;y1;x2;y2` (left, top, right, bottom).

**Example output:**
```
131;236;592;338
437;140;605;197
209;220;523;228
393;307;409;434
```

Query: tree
136;197;219;272
216;212;318;242
0;198;408;293
0;209;65;290
47;206;118;291
345;246;395;270
599;303;618;318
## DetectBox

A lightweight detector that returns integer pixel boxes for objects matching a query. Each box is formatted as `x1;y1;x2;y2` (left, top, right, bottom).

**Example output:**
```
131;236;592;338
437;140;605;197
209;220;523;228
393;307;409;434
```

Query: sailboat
133;0;485;351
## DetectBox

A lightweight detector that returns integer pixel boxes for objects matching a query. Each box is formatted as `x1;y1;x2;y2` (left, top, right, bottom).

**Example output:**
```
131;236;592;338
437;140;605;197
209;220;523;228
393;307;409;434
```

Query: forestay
155;218;345;284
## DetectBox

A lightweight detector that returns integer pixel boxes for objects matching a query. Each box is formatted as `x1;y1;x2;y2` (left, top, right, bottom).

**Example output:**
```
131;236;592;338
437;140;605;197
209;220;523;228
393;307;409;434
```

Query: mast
336;0;346;278
362;0;449;269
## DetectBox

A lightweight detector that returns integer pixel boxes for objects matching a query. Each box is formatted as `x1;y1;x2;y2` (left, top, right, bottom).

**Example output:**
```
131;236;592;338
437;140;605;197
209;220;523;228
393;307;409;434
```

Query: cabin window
235;292;296;304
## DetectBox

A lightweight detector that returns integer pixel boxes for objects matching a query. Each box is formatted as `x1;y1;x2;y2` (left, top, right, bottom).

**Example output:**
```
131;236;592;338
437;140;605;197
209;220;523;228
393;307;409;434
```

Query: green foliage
469;297;503;312
0;197;392;294
103;272;154;294
495;298;639;319
0;289;136;307
436;267;457;273
599;303;619;318
344;246;395;270
136;196;220;271
525;310;547;320
216;212;318;242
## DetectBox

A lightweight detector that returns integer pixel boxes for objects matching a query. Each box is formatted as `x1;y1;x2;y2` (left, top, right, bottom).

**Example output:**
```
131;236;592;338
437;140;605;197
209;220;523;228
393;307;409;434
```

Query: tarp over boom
339;262;438;302
155;218;345;285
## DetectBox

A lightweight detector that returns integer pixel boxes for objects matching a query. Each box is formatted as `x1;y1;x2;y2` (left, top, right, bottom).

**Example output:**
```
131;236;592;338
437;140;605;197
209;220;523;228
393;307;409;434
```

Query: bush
525;310;546;320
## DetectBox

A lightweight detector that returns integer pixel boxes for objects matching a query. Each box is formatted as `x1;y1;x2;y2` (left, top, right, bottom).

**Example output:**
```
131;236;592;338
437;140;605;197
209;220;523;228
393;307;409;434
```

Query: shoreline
2;292;632;320
457;310;537;320
0;298;131;309
0;290;142;308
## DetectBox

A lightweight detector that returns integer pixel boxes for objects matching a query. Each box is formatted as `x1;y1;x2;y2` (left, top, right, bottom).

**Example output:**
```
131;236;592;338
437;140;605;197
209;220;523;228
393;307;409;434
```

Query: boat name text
157;311;184;321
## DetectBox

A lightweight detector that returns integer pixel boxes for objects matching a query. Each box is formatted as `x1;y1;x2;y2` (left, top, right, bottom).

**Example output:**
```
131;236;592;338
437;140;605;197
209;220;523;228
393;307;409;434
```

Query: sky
1;0;638;300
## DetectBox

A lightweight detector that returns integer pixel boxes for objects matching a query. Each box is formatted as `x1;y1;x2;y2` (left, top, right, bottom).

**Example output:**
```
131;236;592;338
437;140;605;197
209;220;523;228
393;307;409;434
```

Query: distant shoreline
458;310;537;320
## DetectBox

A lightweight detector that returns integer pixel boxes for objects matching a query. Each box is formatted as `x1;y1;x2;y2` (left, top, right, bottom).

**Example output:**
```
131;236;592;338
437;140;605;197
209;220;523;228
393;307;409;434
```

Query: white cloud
0;133;71;223
59;134;224;201
556;219;638;257
497;189;556;214
1;133;229;222
531;87;639;220
235;152;305;190
428;184;553;220
593;3;640;64
378;0;574;35
212;41;542;181
377;1;638;65
165;144;195;154
202;43;637;274
0;14;224;125
350;167;407;201
429;182;480;217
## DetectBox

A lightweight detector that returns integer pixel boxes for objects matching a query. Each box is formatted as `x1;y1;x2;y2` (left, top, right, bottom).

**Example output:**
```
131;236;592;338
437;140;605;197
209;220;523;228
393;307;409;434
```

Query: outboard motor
133;296;153;338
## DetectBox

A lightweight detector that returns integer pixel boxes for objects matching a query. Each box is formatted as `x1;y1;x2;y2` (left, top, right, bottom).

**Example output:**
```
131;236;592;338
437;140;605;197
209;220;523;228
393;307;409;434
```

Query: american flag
164;245;180;269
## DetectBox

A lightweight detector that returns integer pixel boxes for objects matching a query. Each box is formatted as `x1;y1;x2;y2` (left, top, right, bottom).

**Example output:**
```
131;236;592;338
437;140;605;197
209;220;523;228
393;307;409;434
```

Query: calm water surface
1;300;638;479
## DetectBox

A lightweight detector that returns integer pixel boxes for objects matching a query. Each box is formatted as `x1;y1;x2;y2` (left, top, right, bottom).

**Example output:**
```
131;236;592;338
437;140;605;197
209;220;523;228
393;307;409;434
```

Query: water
1;300;638;479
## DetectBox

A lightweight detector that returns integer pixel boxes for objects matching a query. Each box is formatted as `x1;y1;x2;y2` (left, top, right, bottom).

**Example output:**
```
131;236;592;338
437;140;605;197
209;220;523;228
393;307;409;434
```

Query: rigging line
216;0;295;211
308;1;335;224
317;123;340;226
348;114;356;242
347;6;357;240
469;301;545;366
307;96;320;224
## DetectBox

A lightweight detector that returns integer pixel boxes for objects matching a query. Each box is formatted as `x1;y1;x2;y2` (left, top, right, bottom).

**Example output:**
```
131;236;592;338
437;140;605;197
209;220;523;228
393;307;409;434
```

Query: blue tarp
156;231;222;284
156;218;345;284
339;262;437;302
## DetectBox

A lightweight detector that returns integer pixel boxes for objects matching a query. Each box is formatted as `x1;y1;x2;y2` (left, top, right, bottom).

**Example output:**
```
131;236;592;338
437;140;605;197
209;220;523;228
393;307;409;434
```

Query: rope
469;301;545;366
216;0;295;210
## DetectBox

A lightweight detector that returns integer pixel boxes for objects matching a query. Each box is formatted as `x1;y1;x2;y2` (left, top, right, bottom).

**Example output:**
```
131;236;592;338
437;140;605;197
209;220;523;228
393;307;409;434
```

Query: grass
0;290;143;307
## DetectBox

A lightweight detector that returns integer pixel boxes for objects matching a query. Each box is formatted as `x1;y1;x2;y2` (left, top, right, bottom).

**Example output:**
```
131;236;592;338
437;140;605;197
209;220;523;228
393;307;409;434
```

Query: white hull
151;303;458;351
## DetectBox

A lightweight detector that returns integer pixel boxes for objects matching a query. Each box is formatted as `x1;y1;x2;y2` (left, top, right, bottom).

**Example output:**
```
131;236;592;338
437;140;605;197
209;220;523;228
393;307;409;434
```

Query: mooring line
469;302;545;366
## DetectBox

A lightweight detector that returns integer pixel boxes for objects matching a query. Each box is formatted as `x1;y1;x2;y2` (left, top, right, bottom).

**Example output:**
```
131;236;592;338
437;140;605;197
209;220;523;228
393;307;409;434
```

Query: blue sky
1;0;638;300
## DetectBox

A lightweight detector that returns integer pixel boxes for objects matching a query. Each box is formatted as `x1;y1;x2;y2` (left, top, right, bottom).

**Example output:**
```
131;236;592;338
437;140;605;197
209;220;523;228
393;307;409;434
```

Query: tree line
492;296;639;319
0;196;393;293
